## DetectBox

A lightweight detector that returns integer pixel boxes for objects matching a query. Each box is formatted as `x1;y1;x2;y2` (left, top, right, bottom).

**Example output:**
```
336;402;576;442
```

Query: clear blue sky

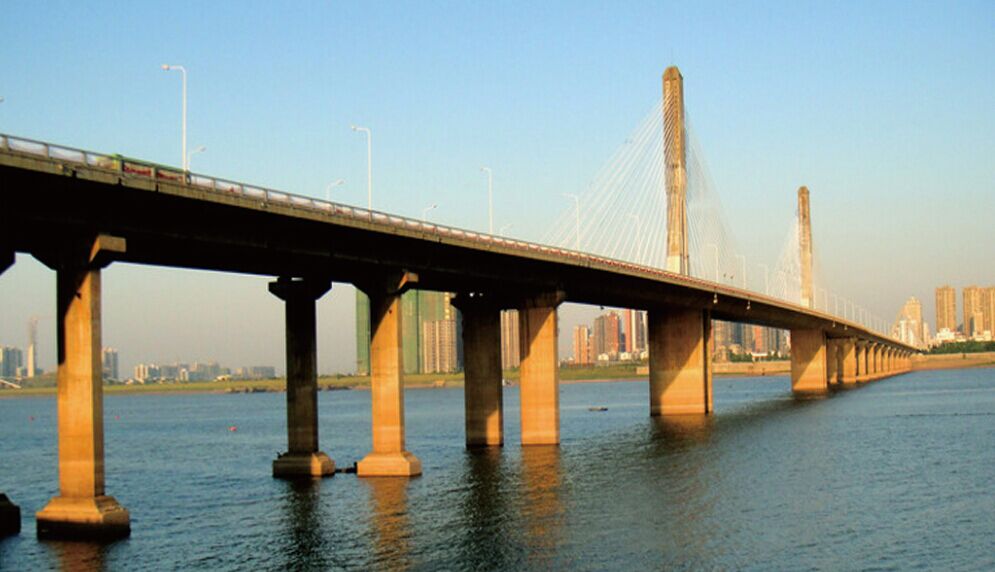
2;1;993;375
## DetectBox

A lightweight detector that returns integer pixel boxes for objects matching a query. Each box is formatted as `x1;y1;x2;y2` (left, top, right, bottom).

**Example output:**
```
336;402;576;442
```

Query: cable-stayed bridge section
0;68;915;540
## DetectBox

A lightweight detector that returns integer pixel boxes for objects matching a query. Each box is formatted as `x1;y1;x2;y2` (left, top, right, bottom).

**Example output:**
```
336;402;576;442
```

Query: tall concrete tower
663;66;689;275
26;317;38;378
798;186;814;309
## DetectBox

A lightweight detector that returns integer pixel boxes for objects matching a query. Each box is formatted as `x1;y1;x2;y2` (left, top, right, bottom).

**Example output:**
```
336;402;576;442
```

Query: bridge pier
518;292;564;445
648;308;712;415
0;494;19;537
826;339;841;385
357;276;422;476
455;294;504;447
36;240;130;540
840;338;858;385
269;277;335;478
790;329;828;393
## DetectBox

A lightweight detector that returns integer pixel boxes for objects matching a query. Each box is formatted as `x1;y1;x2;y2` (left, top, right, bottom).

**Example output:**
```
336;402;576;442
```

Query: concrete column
518;292;564;445
871;345;881;378
457;295;504;447
648;308;712;415
840;338;858;385
790;329;827;393
798;187;814;309
826;339;840;385
357;279;422;476
663;66;689;275
269;277;335;478
37;252;130;540
0;494;19;537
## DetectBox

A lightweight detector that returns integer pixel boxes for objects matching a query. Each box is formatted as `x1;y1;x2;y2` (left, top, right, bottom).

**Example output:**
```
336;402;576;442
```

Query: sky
1;1;993;376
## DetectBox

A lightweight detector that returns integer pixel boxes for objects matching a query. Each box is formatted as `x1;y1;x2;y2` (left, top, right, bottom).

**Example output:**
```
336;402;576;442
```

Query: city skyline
1;1;993;376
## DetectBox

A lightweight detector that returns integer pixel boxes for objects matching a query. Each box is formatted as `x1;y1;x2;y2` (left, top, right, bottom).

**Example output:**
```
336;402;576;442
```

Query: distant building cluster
932;285;995;344
569;309;787;366
890;297;929;349
131;361;276;383
0;346;26;378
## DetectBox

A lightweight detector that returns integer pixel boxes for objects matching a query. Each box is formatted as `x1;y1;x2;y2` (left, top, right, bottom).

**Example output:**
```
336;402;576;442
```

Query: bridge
0;67;916;540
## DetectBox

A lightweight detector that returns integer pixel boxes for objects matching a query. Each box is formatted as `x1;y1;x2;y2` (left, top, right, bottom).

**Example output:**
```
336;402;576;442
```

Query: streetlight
325;179;345;201
562;193;580;250
351;125;372;211
758;263;769;295
735;254;746;289
187;145;206;170
422;203;438;222
481;167;493;235
499;223;514;235
161;64;188;170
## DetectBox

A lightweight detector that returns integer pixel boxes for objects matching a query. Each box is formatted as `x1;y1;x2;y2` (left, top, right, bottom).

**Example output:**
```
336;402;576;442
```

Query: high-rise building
102;347;120;380
26;317;38;378
892;297;925;347
964;286;984;337
0;346;24;378
357;289;463;375
572;325;592;365
983;287;995;337
592;312;622;359
500;310;520;369
622;309;647;354
422;319;458;373
935;286;957;333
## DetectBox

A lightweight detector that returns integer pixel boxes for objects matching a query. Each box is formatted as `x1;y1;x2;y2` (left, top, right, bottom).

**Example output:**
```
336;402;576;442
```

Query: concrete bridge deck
0;133;917;540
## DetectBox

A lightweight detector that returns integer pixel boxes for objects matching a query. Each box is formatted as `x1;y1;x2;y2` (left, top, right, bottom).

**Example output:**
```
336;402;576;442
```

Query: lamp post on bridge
187;145;206;171
499;223;513;235
758;264;769;296
735;254;746;289
422;203;438;222
481;167;494;235
325;179;345;202
351;125;372;211
563;193;581;251
161;64;188;171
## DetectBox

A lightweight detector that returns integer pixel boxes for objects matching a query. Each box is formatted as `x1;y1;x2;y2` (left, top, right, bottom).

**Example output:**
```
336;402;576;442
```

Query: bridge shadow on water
42;540;109;572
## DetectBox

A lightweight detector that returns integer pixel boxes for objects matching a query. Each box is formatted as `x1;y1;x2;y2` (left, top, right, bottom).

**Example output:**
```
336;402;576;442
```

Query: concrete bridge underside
0;146;917;540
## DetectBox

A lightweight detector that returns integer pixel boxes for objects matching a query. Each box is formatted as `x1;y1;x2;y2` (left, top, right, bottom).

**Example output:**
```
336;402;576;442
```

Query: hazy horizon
2;1;993;376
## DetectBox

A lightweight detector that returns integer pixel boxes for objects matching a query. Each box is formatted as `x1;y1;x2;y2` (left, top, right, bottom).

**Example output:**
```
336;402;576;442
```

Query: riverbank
4;355;989;399
0;362;788;399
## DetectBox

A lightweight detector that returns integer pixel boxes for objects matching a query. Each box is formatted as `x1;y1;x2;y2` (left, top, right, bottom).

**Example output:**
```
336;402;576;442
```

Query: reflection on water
276;479;328;570
46;540;107;572
457;448;513;569
648;413;714;450
3;372;993;570
520;446;564;568
363;478;412;572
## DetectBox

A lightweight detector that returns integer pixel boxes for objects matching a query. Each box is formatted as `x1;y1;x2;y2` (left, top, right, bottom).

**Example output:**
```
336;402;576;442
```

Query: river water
1;369;993;571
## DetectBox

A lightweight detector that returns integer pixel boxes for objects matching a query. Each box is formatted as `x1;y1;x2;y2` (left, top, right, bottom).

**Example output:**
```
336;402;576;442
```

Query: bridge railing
0;133;899;342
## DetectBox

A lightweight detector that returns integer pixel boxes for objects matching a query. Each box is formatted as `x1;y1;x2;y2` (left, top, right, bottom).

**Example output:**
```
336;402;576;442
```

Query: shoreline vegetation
2;353;992;399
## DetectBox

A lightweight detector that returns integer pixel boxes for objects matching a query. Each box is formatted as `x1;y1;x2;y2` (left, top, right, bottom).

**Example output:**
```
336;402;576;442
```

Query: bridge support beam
37;240;130;540
269;277;335;478
456;295;504;447
790;329;828;393
840;338;858;385
0;494;19;537
648;308;712;415
826;339;840;385
357;276;422;476
518;292;564;445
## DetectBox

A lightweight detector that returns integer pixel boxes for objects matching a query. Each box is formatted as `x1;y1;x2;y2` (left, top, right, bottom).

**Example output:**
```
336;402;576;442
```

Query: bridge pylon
664;66;689;276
